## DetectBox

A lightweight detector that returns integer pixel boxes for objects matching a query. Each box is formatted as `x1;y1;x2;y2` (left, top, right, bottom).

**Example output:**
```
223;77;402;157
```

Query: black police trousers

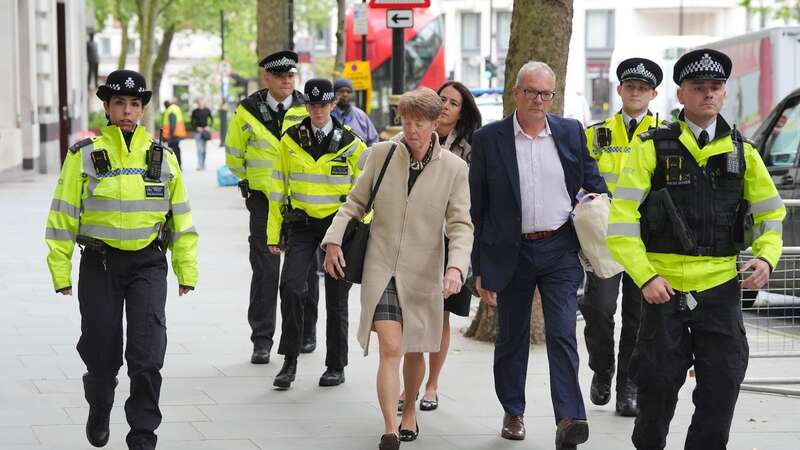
578;271;642;387
77;243;167;450
630;277;748;450
246;191;318;352
277;215;351;368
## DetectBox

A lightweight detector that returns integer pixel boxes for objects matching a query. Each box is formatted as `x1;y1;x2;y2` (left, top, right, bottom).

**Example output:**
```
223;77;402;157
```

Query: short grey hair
515;61;556;87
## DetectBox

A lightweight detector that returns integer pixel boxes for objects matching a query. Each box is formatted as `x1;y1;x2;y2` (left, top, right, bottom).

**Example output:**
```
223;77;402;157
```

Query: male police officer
607;49;785;450
582;57;663;417
46;69;198;450
226;51;320;365
267;78;367;389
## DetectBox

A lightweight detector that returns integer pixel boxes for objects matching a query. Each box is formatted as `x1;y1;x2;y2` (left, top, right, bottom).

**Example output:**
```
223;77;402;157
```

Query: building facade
0;0;89;179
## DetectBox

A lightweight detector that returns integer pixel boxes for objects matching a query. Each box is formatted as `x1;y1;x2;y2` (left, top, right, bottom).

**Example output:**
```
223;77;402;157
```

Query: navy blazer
469;113;608;292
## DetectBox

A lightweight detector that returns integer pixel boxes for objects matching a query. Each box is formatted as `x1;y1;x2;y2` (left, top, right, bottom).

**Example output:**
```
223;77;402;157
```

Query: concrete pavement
1;138;799;450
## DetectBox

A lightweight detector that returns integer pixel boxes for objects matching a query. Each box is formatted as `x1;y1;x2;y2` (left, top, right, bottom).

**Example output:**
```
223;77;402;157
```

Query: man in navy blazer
469;61;608;449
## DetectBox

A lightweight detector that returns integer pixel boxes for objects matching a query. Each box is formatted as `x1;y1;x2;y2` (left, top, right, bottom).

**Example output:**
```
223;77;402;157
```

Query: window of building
461;12;481;87
586;9;614;49
100;37;111;56
496;11;511;57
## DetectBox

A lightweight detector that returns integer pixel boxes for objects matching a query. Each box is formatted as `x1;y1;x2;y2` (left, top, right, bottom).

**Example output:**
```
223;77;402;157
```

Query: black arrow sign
391;13;406;24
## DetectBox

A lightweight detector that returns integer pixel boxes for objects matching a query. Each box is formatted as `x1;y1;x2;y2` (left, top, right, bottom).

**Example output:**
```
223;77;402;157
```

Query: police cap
259;50;299;74
304;78;336;104
96;69;152;104
673;48;732;85
617;57;662;88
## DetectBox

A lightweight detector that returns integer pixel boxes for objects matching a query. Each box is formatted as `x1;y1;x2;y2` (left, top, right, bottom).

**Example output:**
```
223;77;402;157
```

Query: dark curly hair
436;80;482;149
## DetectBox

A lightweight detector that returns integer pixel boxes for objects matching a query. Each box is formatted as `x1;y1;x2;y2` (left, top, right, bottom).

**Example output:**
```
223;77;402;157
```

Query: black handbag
340;143;397;284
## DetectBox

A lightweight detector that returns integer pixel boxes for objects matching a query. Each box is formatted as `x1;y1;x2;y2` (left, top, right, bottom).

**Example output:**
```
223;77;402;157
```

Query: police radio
144;129;166;181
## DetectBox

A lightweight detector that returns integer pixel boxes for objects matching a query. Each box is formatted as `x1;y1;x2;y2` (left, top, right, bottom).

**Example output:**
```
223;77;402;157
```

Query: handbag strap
365;143;397;212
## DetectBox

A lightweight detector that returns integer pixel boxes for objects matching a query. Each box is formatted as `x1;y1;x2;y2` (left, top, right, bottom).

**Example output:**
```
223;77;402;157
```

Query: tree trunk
464;292;545;344
137;0;161;132
149;24;176;126
502;0;573;116
257;0;291;87
333;0;346;76
117;17;130;69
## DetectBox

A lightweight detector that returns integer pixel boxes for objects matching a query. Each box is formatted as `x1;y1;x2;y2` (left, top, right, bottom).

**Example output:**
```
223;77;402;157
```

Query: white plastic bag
572;193;624;279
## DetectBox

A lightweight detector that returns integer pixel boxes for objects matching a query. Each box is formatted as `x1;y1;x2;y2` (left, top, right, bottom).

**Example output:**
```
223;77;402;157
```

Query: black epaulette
586;120;607;129
68;137;94;153
639;121;680;142
732;128;755;147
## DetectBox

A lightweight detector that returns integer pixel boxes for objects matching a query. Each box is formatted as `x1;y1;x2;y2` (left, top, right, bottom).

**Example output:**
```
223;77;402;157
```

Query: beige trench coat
322;138;473;355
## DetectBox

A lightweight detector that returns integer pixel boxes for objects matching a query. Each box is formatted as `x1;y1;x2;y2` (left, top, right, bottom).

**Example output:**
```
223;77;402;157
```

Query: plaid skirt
373;277;403;322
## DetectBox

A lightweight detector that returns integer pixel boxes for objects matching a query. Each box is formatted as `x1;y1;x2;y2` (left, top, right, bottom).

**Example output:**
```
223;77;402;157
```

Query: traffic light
484;57;498;79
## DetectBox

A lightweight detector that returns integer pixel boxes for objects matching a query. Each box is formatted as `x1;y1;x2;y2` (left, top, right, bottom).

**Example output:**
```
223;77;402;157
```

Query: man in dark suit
470;61;608;449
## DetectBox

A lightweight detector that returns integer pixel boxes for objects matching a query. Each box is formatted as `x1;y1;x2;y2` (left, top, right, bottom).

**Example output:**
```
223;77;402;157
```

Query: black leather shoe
398;421;419;442
590;372;612;406
319;367;345;386
419;395;438;411
86;407;111;447
299;337;316;354
615;379;639;417
273;358;297;389
501;414;525;440
555;418;589;450
251;345;270;364
378;433;400;450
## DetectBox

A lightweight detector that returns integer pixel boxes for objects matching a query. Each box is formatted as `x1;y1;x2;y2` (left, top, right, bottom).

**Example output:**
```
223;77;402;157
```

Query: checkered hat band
322;92;334;102
263;57;296;70
680;55;726;81
621;66;656;85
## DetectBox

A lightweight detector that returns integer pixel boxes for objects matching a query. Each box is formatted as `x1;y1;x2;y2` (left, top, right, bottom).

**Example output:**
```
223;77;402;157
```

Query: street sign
369;0;430;9
386;9;413;29
353;3;368;35
342;60;373;113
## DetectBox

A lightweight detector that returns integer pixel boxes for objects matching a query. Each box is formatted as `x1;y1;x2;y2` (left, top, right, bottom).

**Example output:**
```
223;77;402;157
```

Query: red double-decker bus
345;6;445;129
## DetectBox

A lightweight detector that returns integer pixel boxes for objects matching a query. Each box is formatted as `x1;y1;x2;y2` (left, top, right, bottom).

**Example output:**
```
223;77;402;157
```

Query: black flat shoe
419;395;438;411
399;421;419;442
379;433;400;450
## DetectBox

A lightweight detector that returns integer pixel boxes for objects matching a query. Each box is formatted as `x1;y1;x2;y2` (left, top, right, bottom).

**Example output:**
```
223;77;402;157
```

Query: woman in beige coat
322;88;473;450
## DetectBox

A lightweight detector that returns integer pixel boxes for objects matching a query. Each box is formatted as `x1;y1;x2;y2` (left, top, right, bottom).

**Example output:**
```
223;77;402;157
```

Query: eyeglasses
520;88;556;101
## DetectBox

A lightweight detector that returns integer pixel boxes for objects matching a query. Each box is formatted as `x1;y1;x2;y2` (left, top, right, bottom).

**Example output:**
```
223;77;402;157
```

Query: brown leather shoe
501;414;525;440
555;418;589;450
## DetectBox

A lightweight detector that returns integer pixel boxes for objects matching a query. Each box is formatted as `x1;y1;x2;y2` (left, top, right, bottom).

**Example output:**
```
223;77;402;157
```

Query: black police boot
590;371;612;406
251;344;270;364
83;373;117;447
300;333;316;354
319;367;345;387
615;378;639;417
273;358;297;389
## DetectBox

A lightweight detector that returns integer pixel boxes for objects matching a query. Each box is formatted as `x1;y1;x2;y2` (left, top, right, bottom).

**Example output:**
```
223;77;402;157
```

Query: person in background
332;78;379;146
398;80;481;414
190;97;213;170
162;99;187;167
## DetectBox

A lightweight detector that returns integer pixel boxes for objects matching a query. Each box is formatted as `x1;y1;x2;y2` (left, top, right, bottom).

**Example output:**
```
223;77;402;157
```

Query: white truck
702;26;800;138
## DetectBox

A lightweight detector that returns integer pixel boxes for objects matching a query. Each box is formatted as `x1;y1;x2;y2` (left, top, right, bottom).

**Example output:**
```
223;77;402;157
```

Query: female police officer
45;69;198;450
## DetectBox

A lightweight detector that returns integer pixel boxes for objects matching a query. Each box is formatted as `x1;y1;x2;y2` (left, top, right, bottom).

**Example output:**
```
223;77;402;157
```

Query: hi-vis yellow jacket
224;90;308;193
607;116;785;292
267;118;367;245
45;125;199;291
586;112;662;194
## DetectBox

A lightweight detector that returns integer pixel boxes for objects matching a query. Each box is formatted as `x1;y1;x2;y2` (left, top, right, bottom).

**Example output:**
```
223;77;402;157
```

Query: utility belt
77;234;166;255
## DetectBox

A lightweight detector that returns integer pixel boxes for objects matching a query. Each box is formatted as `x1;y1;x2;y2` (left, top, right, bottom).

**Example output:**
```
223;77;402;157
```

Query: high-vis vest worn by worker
161;103;187;139
586;112;662;194
266;118;367;245
606;115;785;292
225;90;308;193
45;125;199;291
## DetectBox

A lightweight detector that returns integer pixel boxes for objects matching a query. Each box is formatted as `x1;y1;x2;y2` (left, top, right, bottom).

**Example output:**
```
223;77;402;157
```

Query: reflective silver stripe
614;187;647;203
289;172;352;185
45;227;76;241
600;172;619;184
249;139;271;149
272;171;287;181
754;220;783;239
83;198;169;212
750;195;783;215
231;167;246;177
226;147;245;158
171;201;191;215
245;159;273;168
172;226;197;241
50;199;80;219
241;123;252;132
160;151;173;181
292;192;342;204
269;193;287;203
79;224;160;241
607;223;640;237
80;142;97;178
